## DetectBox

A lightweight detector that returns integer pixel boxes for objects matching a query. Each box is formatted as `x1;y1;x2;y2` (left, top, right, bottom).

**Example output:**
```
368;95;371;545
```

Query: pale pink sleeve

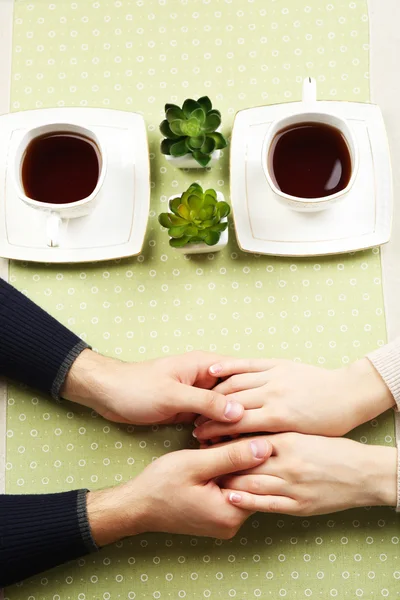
368;339;400;410
368;339;400;512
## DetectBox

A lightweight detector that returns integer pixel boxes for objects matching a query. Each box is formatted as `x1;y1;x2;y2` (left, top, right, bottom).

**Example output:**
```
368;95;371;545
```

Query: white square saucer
230;101;393;256
0;108;150;263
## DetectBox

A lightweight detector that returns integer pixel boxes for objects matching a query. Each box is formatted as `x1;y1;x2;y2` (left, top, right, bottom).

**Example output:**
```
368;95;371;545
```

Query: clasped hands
62;349;397;548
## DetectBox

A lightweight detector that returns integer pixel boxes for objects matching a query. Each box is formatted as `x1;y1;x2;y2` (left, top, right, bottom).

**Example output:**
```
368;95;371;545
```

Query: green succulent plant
159;96;228;167
158;183;230;248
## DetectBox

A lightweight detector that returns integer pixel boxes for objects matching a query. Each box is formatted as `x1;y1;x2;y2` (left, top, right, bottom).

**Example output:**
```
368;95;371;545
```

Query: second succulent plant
158;183;230;248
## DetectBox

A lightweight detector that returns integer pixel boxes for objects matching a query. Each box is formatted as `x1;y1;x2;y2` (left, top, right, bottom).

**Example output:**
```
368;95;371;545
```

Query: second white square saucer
230;101;392;256
0;107;150;263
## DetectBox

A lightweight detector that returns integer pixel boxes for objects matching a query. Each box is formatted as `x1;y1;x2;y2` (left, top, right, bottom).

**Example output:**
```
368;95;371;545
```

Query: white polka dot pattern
5;0;399;598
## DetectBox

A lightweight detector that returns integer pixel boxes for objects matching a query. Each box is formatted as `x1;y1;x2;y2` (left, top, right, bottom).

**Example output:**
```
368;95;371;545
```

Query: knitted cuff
367;339;400;411
397;445;400;512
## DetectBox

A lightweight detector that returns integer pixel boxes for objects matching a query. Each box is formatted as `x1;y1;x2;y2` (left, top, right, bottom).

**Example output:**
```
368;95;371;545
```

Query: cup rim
14;123;107;210
262;111;359;205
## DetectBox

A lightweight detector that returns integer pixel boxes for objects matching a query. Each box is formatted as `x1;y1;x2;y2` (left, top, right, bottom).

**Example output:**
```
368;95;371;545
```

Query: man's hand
86;437;272;546
62;349;244;425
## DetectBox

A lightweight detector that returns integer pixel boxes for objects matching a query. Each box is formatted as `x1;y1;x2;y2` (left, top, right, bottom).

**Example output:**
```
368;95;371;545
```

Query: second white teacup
262;78;359;212
14;123;107;247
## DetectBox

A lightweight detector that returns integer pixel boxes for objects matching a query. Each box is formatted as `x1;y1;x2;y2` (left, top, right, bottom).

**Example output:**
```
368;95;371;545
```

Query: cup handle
302;76;317;105
46;213;62;247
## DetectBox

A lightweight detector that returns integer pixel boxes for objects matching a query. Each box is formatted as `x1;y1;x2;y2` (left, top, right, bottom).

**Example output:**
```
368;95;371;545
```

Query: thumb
170;383;244;423
194;437;272;480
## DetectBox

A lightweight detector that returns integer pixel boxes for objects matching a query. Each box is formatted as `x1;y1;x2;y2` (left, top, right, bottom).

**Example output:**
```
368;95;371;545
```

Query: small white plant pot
165;149;222;169
167;191;228;255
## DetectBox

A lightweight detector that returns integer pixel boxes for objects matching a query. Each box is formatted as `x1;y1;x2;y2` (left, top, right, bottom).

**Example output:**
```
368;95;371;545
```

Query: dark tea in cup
268;122;352;199
21;132;100;205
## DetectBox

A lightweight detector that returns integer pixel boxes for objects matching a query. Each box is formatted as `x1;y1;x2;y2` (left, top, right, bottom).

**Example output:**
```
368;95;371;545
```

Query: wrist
363;445;398;508
61;349;118;412
86;482;149;547
341;358;395;427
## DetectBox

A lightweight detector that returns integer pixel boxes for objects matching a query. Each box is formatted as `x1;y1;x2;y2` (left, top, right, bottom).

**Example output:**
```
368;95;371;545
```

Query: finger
213;372;269;396
209;358;278;378
171;383;245;423
177;351;230;389
220;474;285;496
193;415;210;428
193;409;267;441
222;489;299;514
195;437;272;479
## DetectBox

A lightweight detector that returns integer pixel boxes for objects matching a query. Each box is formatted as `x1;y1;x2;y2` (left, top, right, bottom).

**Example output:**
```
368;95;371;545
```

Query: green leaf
204;188;217;200
169;214;188;226
160;119;180;140
168;225;189;238
203;112;221;133
169;119;185;136
181;117;201;137
169;196;182;216
187;182;203;194
207;131;228;149
158;213;173;228
207;109;221;119
197;96;212;113
182;98;200;117
170;236;191;248
179;190;191;207
160;138;175;155
190;107;206;124
199;206;214;220
204;193;217;209
177;204;191;220
200;136;216;155
217;201;230;218
210;222;228;233
185;224;199;237
166;106;185;122
170;139;189;157
186;134;205;151
188;194;203;212
165;103;181;113
192;151;211;167
204;230;221;246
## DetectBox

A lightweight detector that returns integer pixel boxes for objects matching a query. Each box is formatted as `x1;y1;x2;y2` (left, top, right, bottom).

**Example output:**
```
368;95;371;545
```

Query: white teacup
262;78;359;212
14;123;107;247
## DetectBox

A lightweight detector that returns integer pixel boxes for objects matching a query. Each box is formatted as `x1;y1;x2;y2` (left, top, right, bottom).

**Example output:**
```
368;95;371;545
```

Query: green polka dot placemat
5;0;399;598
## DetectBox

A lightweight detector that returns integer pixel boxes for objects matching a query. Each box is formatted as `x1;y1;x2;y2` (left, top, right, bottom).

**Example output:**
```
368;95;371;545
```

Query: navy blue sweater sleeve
0;277;88;398
0;278;97;587
0;490;98;587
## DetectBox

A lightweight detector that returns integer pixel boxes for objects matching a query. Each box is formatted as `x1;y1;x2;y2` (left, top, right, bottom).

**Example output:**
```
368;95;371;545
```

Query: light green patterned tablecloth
5;1;399;598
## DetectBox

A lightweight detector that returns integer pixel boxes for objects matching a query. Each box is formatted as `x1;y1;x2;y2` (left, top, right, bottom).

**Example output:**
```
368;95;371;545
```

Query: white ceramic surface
165;149;221;169
0;107;150;263
230;99;392;256
166;192;228;254
13;123;107;247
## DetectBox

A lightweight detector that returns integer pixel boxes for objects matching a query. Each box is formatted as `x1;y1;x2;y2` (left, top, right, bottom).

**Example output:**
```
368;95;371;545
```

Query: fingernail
210;364;222;375
194;417;202;427
250;439;269;459
192;430;198;438
224;401;242;421
229;492;242;504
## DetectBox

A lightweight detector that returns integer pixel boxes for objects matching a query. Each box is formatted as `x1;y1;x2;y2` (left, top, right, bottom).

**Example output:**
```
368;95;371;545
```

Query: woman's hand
193;358;395;441
62;349;243;425
86;437;272;546
220;433;398;516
